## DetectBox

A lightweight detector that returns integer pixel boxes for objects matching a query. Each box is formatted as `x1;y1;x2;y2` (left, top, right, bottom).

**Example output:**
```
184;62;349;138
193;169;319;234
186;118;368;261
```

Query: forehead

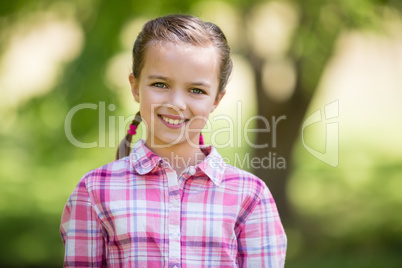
142;41;220;82
146;41;219;62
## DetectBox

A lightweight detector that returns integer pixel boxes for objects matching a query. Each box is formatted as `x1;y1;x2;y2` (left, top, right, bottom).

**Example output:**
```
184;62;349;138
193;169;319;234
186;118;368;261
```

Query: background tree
1;0;401;267
241;0;402;224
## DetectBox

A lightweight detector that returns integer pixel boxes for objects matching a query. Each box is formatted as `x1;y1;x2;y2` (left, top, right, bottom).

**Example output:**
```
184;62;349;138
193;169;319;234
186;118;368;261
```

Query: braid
116;111;142;160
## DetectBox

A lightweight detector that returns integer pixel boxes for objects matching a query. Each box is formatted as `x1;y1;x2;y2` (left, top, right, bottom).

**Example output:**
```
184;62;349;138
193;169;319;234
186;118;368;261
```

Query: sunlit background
1;0;402;267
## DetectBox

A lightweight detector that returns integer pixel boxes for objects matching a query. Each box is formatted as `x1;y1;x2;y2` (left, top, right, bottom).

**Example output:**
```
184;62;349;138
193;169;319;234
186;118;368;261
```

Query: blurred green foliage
1;0;401;267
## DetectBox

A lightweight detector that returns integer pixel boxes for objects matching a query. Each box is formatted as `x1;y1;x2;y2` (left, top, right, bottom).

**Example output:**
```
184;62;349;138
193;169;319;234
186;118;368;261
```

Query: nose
168;90;186;111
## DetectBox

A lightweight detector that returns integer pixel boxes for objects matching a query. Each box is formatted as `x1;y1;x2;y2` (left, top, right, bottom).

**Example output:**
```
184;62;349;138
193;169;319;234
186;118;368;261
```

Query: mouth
158;114;188;128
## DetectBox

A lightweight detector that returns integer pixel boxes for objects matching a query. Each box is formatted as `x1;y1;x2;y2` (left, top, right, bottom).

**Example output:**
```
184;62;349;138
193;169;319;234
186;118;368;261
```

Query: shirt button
170;199;179;207
172;232;180;239
188;166;196;176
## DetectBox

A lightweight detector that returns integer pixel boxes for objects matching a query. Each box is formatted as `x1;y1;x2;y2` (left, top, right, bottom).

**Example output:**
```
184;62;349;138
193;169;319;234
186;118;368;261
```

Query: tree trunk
249;54;311;225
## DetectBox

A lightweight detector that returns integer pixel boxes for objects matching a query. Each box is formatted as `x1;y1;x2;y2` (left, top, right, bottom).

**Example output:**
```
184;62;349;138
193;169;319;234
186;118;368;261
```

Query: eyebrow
148;75;169;81
191;81;211;88
147;75;211;88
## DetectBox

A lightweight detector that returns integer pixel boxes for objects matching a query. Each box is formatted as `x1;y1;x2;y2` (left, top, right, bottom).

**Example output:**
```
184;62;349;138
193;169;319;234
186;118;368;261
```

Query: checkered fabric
60;139;287;267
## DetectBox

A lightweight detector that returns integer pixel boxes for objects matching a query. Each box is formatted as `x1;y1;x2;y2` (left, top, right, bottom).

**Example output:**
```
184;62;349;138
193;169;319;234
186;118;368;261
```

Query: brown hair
116;14;233;160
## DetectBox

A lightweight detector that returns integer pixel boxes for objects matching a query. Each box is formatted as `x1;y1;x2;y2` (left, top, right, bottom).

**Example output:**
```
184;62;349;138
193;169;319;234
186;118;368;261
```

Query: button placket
166;170;181;267
171;231;180;240
170;199;180;208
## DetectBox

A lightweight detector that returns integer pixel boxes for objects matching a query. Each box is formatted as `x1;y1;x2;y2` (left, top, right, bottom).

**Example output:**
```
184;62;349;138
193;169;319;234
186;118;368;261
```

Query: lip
159;113;186;120
158;114;188;129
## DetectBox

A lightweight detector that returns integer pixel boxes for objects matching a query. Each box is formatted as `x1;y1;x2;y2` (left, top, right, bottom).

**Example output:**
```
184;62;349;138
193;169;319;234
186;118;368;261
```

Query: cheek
141;90;167;106
139;92;158;112
187;107;213;128
187;118;208;132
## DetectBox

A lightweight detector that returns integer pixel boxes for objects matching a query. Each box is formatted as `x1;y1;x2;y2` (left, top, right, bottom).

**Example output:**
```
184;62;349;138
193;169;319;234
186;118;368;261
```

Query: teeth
161;116;185;125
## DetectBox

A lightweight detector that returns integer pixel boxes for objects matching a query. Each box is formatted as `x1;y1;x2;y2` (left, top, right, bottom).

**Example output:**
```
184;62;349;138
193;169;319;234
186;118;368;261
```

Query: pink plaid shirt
60;140;287;267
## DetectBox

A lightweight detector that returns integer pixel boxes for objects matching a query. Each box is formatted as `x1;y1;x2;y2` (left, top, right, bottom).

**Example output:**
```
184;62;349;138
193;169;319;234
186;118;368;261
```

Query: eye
189;88;205;94
152;82;167;88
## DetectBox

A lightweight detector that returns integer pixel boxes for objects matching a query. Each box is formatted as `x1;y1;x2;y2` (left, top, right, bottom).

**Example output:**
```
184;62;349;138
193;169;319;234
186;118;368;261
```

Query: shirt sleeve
236;185;287;267
60;178;106;267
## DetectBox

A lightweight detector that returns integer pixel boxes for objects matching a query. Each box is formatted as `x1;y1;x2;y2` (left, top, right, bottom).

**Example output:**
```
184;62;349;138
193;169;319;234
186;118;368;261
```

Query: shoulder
78;156;132;190
221;164;270;200
221;165;279;231
66;157;134;210
204;146;267;195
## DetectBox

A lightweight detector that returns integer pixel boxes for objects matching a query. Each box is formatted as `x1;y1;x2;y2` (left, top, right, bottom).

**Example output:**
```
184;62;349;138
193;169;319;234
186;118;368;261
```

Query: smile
160;115;187;126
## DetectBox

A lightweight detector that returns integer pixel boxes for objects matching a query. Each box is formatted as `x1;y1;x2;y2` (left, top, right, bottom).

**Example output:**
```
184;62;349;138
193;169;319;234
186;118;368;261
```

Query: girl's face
130;42;225;149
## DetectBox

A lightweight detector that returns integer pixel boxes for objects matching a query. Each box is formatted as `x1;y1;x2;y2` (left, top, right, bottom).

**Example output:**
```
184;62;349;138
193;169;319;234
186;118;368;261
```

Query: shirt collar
130;139;161;175
130;140;226;187
197;145;226;187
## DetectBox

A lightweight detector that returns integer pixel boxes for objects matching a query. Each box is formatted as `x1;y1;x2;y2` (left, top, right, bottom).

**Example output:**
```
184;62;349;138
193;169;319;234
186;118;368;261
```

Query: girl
61;14;287;267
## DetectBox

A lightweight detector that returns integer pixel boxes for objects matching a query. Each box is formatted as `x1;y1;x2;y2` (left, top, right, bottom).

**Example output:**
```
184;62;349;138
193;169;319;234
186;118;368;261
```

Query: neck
145;140;205;175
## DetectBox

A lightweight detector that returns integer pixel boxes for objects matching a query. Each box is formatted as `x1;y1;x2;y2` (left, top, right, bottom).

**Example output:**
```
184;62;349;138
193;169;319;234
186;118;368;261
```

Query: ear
211;90;226;113
129;73;140;103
